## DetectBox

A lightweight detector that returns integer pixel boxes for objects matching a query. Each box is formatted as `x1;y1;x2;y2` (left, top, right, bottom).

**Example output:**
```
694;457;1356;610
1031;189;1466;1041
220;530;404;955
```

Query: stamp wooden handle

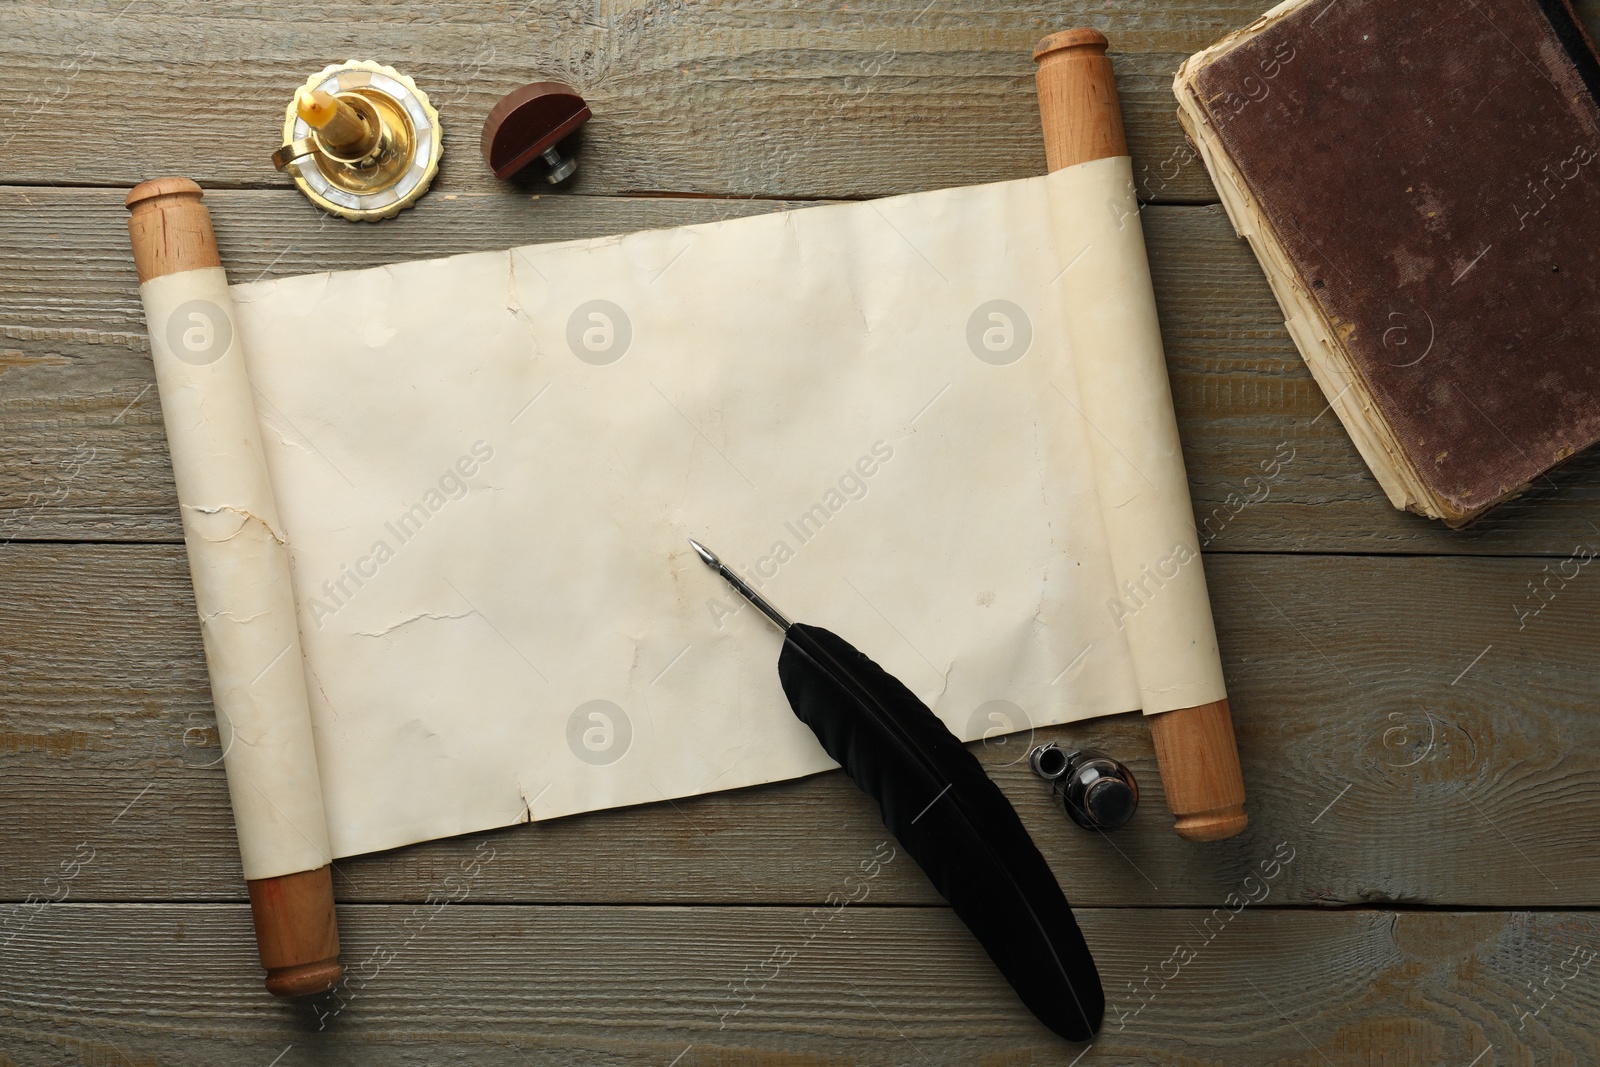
126;177;343;994
1033;33;1248;843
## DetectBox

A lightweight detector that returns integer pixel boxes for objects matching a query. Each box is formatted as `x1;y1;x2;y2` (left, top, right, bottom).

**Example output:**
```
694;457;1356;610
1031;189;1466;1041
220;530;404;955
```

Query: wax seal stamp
481;82;591;183
271;60;442;222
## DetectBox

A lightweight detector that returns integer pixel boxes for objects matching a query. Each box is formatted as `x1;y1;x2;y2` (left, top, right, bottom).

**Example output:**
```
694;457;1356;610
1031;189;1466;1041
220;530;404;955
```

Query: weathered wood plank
1;905;1595;1065
0;0;1282;201
5;188;1600;552
5;0;1589;203
4;547;1598;907
7;5;1600;1065
11;0;1585;204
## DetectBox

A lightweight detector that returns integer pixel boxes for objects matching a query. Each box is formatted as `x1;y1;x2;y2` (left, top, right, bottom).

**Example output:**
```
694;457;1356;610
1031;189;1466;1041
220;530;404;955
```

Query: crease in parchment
355;610;474;639
181;502;287;546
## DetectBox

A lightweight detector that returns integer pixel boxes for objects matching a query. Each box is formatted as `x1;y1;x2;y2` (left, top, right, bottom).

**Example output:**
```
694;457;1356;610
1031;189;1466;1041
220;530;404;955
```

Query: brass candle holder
271;60;442;222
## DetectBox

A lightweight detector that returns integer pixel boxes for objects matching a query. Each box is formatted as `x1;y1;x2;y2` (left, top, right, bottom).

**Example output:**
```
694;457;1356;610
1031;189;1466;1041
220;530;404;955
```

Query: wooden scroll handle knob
249;865;343;996
125;178;344;993
1033;29;1129;171
1149;700;1248;842
1032;35;1249;842
125;177;222;282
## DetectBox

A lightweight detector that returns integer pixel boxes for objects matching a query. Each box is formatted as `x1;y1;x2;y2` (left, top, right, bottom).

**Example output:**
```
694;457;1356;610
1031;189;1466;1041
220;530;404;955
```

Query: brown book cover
1174;0;1600;526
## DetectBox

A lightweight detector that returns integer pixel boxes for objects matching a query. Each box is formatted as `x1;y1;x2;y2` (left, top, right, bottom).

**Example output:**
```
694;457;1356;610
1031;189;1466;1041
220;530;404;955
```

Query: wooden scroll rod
126;177;344;995
1033;30;1249;842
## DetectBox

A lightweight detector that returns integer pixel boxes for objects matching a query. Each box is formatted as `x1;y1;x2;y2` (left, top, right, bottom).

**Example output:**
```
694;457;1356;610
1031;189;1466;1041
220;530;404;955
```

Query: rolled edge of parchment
1033;32;1248;842
127;177;343;994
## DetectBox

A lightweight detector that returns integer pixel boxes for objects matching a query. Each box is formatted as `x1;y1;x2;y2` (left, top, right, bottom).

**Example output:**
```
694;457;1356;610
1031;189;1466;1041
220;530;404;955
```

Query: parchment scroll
138;162;1226;868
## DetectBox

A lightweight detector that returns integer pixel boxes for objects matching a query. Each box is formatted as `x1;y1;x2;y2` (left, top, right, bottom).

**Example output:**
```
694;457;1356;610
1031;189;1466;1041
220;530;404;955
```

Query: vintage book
1175;0;1600;526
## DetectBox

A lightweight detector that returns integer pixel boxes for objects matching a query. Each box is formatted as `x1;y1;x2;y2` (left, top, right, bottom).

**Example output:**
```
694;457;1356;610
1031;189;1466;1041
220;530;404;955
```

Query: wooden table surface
5;2;1600;1063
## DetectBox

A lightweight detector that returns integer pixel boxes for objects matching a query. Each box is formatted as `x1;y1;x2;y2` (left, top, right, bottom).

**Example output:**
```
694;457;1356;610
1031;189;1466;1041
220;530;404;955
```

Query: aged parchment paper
1049;159;1227;714
140;161;1226;874
139;267;333;881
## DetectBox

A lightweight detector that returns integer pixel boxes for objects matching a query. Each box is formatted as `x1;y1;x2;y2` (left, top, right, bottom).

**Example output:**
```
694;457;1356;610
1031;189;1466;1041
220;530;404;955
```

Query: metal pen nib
686;538;792;632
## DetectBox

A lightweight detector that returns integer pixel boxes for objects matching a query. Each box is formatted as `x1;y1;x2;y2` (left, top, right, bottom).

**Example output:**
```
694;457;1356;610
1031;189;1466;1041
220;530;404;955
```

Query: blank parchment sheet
232;173;1156;860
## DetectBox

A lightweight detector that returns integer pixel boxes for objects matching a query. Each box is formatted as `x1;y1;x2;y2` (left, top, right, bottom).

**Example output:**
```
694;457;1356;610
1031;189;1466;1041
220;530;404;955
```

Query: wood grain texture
4;547;1598;908
124;178;222;282
6;1;1600;1060
249;865;343;996
0;0;1268;203
1034;29;1129;170
7;2;1589;202
5;188;1600;552
1147;698;1248;842
2;904;1595;1065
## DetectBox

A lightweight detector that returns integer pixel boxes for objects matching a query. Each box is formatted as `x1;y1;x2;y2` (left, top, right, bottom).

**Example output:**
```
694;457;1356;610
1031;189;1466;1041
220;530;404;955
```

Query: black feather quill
687;539;1103;1040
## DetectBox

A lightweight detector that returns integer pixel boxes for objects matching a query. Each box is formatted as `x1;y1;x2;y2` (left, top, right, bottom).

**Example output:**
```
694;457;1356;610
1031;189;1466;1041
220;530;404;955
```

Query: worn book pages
136;160;1227;876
